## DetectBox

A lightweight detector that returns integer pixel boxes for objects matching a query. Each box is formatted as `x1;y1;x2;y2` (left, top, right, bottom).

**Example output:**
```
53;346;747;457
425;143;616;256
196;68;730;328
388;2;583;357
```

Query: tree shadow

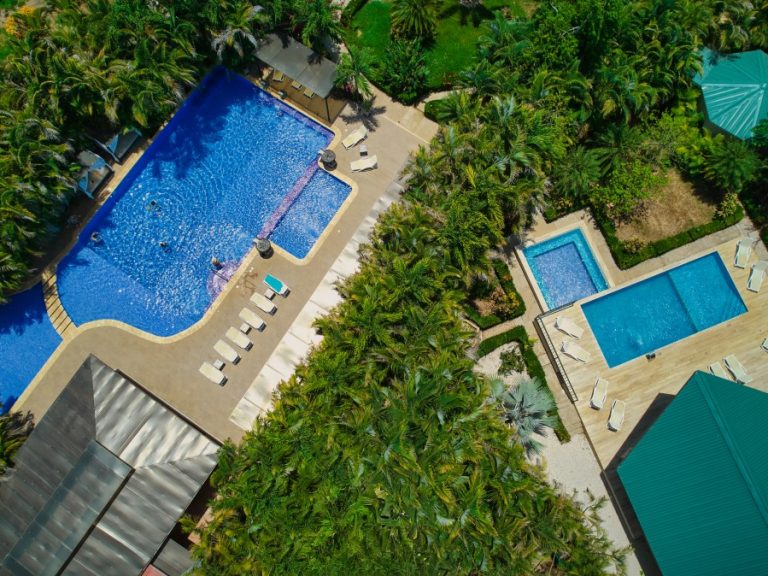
438;3;496;27
340;98;387;131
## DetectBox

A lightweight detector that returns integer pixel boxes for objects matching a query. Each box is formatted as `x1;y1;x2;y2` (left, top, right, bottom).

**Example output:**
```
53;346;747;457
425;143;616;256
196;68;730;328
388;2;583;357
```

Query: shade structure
693;48;768;140
618;371;768;576
256;33;337;98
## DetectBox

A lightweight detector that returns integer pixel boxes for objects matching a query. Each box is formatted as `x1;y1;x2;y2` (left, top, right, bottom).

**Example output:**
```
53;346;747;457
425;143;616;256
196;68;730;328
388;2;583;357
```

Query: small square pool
523;229;608;309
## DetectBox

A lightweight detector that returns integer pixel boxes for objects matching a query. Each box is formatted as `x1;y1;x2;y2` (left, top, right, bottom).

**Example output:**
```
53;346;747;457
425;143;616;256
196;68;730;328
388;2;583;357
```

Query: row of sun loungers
586;377;625;431
199;274;290;386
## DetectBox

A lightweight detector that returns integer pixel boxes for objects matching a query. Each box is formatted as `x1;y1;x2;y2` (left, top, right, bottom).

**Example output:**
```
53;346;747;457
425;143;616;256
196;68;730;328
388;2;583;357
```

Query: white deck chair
239;307;266;331
590;378;609;410
762;338;768;351
724;354;753;384
608;400;626;431
555;317;584;339
734;238;753;268
561;340;591;363
215;340;240;364
748;260;768;292
251;292;277;314
342;126;368;149
226;327;252;350
350;155;378;172
272;70;285;82
199;362;226;386
709;362;730;380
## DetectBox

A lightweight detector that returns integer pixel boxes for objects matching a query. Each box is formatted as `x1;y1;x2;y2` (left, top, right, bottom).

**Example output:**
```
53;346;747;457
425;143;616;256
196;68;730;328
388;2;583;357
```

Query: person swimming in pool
90;231;102;243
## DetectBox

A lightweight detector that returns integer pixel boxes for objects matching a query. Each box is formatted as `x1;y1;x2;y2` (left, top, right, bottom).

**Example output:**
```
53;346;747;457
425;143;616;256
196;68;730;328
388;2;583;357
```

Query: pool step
41;270;77;339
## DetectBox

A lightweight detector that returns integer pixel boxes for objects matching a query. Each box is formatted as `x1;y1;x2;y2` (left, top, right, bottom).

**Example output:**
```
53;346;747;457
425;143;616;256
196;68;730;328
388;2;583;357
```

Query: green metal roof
618;371;768;576
693;48;768;140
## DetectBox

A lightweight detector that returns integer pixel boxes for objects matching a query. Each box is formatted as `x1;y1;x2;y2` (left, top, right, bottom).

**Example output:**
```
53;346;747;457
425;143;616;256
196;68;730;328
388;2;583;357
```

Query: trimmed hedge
463;258;526;330
477;326;570;442
593;207;744;270
340;0;368;24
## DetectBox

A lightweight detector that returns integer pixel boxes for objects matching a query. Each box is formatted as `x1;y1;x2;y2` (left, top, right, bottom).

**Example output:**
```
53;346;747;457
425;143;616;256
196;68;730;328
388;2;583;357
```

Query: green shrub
477;326;570;442
424;99;443;122
463;259;526;329
379;38;428;104
492;258;526;318
340;0;368;24
592;160;666;222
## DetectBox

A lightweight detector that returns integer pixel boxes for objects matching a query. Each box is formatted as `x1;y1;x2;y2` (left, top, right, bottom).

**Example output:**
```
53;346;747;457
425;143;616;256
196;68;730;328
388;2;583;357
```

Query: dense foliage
0;411;33;476
0;0;340;301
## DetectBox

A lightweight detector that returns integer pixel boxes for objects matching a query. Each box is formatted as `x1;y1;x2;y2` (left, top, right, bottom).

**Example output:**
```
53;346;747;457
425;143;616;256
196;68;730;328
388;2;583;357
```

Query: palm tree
296;0;342;52
0;412;34;475
334;51;373;101
494;377;556;457
704;137;761;194
551;146;601;203
390;0;437;41
211;3;266;62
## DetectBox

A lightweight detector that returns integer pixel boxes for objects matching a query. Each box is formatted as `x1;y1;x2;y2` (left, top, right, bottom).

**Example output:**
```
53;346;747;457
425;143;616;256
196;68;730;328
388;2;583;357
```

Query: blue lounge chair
101;128;142;163
75;151;113;199
263;273;289;296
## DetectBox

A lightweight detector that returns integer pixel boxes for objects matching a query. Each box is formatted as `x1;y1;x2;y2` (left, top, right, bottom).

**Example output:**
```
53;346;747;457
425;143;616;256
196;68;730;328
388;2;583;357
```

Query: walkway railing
534;304;579;403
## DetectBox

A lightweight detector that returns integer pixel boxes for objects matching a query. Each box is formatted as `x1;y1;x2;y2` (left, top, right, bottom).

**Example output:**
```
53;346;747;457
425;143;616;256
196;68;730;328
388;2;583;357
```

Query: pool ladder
41;270;76;338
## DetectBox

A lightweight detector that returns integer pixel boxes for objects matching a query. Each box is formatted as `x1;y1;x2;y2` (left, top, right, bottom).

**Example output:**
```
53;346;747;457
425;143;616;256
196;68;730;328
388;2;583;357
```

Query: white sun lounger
199;362;227;386
608;399;626;431
251;292;277;314
735;238;753;268
264;273;289;296
226;327;252;350
555;317;584;339
709;362;730;380
239;307;266;331
350;155;378;172
724;354;753;384
561;341;591;363
342;126;368;149
762;338;768;351
748;260;768;292
590;378;609;410
215;340;240;364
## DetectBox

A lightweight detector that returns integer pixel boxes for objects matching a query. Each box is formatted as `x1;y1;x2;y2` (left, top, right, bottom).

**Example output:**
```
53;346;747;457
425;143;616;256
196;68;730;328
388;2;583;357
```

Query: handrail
534;305;579;403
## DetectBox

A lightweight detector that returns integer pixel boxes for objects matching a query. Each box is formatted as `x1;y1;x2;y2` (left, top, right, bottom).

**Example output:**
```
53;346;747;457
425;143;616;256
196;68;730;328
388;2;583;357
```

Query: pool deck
15;85;438;443
527;211;768;469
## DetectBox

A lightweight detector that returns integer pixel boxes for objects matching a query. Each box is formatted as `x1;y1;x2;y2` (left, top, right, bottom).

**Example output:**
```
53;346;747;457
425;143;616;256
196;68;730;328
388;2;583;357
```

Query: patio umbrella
693;48;768;140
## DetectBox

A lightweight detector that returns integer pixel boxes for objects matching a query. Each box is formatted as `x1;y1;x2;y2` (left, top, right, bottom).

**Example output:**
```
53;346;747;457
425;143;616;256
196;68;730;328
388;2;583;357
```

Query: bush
340;0;368;24
423;98;443;122
492;258;526;317
591;159;666;222
463;259;526;329
477;326;570;442
379;38;428;104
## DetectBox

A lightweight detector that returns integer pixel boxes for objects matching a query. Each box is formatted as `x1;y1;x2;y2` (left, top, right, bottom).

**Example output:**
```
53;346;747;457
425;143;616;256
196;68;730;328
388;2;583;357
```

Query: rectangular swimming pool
523;229;608;309
582;253;747;367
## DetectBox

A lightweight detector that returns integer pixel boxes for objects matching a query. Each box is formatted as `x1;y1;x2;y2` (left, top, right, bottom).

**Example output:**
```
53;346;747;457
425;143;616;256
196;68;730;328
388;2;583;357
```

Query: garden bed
477;326;570;441
463;258;525;329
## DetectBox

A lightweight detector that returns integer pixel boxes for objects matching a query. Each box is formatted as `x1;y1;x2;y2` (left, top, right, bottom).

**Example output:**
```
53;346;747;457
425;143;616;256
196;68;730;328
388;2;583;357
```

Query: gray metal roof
0;356;219;576
256;33;337;98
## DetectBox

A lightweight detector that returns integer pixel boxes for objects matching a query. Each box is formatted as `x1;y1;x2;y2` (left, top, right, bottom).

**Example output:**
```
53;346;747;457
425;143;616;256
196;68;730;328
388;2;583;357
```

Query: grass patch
463;258;525;329
477;326;570;442
346;0;524;91
0;31;10;61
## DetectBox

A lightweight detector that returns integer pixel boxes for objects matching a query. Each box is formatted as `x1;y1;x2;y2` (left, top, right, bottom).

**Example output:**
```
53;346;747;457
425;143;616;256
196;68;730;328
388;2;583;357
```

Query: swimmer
90;231;102;243
211;257;223;269
159;241;168;248
147;199;159;211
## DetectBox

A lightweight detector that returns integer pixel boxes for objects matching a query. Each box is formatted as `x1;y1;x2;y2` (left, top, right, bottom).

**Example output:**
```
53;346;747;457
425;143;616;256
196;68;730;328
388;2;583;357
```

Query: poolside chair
75;150;113;199
273;70;285;82
734;238;754;268
226;327;252;351
748;260;768;292
590;378;609;410
199;362;227;386
264;273;290;296
762;337;768;351
350;155;378;172
239;307;266;331
303;87;315;99
251;292;277;314
561;340;591;363
608;400;626;432
555;317;584;339
291;79;302;90
215;339;240;364
724;354;753;384
100;128;142;163
342;126;368;149
709;361;730;380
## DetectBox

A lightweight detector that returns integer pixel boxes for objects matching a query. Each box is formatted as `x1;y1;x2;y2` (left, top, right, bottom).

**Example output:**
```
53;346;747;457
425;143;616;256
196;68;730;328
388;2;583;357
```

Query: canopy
693;48;768;139
256;33;337;98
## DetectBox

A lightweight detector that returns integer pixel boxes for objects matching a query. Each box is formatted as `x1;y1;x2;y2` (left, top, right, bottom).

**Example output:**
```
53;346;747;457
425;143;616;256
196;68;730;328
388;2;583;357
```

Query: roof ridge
698;376;768;530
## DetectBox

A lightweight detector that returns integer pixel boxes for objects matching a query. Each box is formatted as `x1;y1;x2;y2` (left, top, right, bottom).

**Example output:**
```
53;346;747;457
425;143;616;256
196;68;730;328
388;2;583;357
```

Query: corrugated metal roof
618;371;768;576
0;356;219;575
693;48;768;140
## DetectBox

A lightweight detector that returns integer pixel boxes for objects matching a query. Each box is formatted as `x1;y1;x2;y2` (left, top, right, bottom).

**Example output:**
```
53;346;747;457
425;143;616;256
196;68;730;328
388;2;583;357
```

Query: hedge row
463;259;526;330
594;207;744;269
340;0;368;24
477;326;570;442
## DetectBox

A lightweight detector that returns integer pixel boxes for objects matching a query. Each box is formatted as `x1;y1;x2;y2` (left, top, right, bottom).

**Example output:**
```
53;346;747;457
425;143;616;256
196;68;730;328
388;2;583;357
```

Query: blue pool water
0;285;62;411
524;229;608;309
583;253;747;367
57;67;351;336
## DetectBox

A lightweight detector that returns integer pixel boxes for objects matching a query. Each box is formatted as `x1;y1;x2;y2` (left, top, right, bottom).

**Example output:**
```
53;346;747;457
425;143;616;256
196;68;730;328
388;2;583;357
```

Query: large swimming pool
0;285;61;411
57;67;351;337
524;229;608;309
583;253;747;367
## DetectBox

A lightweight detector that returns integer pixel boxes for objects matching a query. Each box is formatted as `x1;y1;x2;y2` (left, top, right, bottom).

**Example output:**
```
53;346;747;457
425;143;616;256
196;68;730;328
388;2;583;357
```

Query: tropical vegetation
0;411;33;476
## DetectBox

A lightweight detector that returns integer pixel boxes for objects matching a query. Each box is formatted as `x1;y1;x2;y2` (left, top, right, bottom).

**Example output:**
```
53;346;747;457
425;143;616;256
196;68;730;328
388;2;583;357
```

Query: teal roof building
618;371;768;575
693;48;768;140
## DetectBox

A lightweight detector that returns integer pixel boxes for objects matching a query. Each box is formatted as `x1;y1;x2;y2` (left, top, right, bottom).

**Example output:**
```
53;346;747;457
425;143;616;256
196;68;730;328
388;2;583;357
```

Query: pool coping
515;221;615;312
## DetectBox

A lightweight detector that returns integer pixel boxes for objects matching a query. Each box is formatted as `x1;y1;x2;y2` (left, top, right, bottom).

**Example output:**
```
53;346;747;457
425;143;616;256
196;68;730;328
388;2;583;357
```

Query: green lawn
346;0;525;90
